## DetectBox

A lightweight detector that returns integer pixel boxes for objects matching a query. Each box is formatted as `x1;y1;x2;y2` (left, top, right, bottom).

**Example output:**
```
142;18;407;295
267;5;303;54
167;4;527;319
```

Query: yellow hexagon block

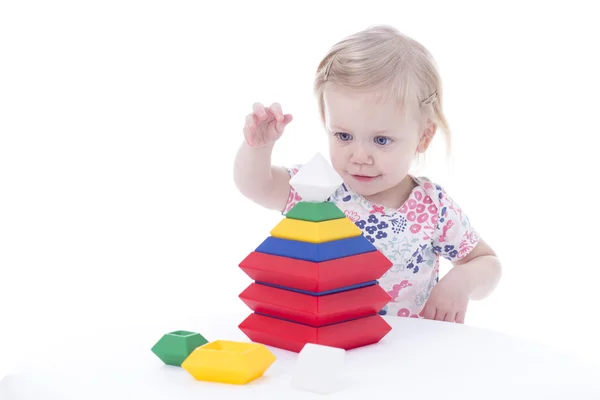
181;340;276;385
270;217;362;243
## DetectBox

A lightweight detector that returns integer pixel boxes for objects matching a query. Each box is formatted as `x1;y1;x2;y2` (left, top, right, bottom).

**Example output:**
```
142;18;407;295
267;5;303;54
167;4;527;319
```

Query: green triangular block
286;201;346;222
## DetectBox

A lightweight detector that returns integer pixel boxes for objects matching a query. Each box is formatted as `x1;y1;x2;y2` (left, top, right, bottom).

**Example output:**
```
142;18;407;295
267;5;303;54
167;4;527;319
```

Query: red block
239;283;392;327
238;251;392;292
238;312;392;353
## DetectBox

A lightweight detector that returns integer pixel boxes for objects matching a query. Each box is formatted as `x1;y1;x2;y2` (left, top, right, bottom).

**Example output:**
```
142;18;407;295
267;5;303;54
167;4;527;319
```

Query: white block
290;343;346;394
289;153;343;202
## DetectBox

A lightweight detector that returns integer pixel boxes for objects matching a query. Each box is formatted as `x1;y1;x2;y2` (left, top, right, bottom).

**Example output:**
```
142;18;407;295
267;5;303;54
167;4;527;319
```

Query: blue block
255;236;377;262
255;280;378;296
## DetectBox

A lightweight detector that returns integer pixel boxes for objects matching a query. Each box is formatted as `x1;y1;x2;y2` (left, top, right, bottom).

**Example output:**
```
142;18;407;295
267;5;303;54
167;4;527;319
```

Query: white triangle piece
289;153;343;202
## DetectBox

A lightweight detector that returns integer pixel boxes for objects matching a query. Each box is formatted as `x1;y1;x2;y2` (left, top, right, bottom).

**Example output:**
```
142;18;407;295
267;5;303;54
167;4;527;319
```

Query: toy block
239;282;392;326
239;313;392;353
291;343;346;394
151;330;208;366
285;201;346;222
237;152;395;354
270;217;362;243
255;236;376;262
289;153;343;202
239;250;393;292
317;251;392;288
181;340;276;385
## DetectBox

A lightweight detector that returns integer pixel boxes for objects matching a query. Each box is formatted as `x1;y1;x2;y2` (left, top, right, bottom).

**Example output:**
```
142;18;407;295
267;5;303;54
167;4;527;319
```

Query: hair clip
421;90;438;105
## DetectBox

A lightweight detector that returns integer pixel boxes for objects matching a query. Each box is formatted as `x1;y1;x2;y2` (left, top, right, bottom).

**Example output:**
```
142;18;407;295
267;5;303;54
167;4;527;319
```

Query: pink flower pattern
344;210;361;222
398;194;438;240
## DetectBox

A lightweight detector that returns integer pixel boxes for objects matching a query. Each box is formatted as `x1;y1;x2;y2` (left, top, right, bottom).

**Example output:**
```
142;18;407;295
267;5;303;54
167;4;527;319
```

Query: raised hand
243;102;293;147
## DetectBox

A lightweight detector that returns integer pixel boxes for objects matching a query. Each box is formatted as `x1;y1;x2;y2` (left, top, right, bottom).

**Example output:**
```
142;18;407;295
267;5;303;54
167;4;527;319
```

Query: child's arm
422;239;501;323
233;102;294;212
449;239;502;300
421;184;502;323
234;141;292;211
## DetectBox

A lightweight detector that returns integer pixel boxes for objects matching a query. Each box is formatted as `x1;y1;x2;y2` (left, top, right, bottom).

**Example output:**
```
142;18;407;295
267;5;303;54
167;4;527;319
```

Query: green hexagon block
286;201;346;222
151;330;208;366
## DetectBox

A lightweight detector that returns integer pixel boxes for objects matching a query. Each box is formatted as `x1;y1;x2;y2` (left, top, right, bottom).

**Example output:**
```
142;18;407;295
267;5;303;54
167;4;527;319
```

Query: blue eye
335;132;352;141
375;136;392;145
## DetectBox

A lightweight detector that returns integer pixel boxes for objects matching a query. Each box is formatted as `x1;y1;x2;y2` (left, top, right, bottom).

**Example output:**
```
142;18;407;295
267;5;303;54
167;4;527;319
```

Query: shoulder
412;176;444;203
411;176;480;260
394;175;446;219
410;175;459;215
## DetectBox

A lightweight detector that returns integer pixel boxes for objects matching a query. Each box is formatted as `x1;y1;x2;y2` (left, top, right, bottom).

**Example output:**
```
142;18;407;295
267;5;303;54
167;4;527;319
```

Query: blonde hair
314;25;451;155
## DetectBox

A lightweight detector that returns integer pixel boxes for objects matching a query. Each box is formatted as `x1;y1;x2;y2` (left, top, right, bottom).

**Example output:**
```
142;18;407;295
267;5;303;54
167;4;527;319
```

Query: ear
416;120;437;153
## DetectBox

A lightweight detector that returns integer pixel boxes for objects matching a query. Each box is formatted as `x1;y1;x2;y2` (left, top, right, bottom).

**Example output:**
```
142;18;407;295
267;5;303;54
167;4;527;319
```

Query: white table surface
1;313;599;399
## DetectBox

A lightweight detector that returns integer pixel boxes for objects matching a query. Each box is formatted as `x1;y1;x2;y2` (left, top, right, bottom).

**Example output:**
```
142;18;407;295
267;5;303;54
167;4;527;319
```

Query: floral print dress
283;166;480;318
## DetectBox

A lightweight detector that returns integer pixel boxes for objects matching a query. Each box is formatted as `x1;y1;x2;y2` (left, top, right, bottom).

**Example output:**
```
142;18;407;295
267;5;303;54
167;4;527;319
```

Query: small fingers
245;113;256;131
242;125;253;145
252;102;265;115
282;113;293;125
434;310;444;321
421;304;437;320
269;102;284;122
244;102;289;146
444;311;455;323
252;102;267;122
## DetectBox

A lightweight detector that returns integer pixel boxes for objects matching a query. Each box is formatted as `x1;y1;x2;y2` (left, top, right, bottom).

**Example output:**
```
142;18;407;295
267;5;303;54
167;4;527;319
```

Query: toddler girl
233;25;501;323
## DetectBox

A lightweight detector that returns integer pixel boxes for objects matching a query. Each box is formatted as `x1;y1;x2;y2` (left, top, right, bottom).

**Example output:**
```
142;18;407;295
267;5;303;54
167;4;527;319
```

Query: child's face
323;84;429;202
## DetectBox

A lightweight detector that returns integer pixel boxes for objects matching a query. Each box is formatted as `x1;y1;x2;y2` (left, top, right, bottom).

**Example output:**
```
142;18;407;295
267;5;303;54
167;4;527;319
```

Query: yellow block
270;217;362;243
181;340;276;385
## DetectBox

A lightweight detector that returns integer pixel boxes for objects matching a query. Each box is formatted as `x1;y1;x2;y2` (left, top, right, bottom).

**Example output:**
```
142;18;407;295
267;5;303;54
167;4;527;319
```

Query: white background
1;0;599;380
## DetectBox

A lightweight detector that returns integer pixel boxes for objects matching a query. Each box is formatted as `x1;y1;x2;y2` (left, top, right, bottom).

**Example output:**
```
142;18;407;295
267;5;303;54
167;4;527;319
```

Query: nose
350;144;373;165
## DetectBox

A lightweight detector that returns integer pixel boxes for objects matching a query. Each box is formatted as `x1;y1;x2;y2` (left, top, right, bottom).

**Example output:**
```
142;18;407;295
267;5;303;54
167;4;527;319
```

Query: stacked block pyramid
237;153;393;353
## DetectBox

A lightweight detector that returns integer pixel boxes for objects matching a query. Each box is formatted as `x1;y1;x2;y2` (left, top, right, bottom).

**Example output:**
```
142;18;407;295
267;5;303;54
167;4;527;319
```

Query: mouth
350;174;379;182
